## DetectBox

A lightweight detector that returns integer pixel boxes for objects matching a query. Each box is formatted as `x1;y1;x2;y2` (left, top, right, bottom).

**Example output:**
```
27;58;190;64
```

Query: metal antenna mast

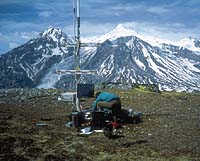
57;0;96;112
74;0;81;111
74;0;80;69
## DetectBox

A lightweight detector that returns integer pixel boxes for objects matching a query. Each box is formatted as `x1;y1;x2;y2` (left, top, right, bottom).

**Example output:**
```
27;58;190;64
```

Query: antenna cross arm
56;69;96;75
63;42;100;47
80;43;100;47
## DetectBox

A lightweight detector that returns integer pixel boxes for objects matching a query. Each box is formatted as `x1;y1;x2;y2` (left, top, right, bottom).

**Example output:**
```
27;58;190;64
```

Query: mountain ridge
0;25;200;91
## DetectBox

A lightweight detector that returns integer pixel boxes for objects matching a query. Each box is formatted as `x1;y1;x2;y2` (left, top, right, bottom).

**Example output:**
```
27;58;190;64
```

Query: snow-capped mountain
82;24;139;43
80;35;200;91
0;26;73;89
80;24;200;91
175;37;200;52
82;24;174;47
0;24;200;91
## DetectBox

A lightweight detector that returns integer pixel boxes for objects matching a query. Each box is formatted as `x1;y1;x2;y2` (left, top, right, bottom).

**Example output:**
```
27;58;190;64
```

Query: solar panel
77;83;94;98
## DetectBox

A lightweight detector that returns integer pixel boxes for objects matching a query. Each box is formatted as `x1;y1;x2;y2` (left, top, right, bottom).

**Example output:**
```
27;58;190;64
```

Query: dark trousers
97;99;121;122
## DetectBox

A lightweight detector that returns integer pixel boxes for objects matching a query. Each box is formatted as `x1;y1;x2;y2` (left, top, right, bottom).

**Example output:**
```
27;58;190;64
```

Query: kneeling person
93;92;122;122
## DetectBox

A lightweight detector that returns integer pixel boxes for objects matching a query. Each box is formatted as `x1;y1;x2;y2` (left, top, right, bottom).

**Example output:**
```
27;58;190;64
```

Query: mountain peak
38;26;74;44
176;36;200;51
112;24;138;35
115;24;129;30
41;26;62;38
85;24;139;43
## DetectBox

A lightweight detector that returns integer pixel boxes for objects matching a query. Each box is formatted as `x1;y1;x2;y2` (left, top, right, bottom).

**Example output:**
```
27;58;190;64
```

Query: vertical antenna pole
73;0;76;41
74;0;81;111
75;0;80;69
77;0;80;40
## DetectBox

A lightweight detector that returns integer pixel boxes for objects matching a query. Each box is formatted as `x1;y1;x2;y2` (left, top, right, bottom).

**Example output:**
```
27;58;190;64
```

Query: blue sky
0;0;200;54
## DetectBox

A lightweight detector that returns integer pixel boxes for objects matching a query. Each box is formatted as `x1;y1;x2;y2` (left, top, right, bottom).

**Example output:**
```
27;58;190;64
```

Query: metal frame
57;0;96;112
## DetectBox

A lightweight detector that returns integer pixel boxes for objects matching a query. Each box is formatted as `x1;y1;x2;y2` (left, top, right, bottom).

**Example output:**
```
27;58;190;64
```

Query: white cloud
0;20;46;32
90;3;145;17
38;11;52;18
0;33;6;41
111;4;139;12
147;6;169;14
9;42;19;49
63;21;115;37
66;20;200;41
81;22;115;36
1;31;37;42
0;31;38;53
1;0;200;54
34;1;72;18
0;0;31;5
21;32;37;40
120;22;200;41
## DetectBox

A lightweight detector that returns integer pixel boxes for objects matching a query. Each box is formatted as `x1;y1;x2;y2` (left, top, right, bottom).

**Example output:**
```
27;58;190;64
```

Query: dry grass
0;89;200;161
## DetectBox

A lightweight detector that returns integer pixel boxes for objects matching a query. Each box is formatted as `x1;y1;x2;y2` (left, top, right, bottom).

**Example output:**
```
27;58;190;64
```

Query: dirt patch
0;89;200;161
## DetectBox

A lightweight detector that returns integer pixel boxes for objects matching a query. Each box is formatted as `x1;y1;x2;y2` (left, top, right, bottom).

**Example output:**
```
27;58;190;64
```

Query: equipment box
71;112;85;128
92;112;106;129
60;92;76;103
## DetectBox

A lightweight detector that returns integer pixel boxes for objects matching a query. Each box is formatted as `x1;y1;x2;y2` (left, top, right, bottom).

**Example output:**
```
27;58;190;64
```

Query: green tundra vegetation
0;88;200;161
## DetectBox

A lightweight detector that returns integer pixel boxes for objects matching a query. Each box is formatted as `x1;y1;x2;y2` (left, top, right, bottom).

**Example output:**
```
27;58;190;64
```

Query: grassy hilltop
0;88;200;161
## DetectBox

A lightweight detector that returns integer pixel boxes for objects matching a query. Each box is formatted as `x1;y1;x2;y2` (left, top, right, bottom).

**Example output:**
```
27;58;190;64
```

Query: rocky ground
0;88;200;161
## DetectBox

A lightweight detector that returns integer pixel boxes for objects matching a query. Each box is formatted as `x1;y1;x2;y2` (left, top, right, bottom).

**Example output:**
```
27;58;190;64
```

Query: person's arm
92;96;102;110
92;101;97;110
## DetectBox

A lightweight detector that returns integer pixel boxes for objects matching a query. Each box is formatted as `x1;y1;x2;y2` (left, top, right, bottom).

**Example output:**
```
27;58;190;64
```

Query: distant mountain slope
0;25;200;91
80;35;200;91
0;27;73;89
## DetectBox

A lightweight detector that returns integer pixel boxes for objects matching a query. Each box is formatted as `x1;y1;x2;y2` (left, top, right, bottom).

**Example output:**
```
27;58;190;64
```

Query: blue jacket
93;92;120;110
